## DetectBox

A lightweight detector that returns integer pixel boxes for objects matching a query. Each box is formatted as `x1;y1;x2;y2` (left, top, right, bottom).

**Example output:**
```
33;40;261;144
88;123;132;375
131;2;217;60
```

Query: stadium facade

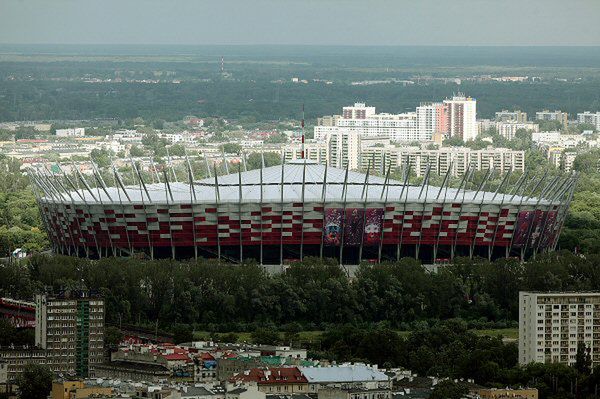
30;160;576;264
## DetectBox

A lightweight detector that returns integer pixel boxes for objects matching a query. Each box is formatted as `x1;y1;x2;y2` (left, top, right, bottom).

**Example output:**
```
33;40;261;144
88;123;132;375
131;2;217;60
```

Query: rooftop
37;161;548;205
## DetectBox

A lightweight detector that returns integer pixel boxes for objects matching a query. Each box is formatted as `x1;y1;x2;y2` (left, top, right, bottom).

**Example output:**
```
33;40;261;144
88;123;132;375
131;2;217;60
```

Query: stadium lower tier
39;199;565;263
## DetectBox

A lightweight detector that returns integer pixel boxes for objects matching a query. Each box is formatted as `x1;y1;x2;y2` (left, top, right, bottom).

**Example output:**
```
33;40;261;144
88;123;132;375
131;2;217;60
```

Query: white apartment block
56;128;85;137
444;95;478;141
495;110;528;123
497;122;539;141
547;148;578;173
315;99;478;143
360;146;525;177
535;110;568;126
286;139;524;178
342;103;376;119
577;112;600;131
519;292;600;368
532;131;562;144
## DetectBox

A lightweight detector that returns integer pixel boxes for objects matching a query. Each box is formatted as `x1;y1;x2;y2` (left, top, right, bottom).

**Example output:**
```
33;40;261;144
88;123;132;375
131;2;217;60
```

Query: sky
1;0;600;46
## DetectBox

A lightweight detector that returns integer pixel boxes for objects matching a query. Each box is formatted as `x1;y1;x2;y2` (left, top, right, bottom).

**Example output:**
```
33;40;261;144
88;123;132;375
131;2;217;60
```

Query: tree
429;380;469;399
172;324;194;344
129;145;146;157
104;326;123;351
16;364;53;399
221;143;242;154
443;136;465;147
169;144;186;157
576;343;592;375
251;328;281;345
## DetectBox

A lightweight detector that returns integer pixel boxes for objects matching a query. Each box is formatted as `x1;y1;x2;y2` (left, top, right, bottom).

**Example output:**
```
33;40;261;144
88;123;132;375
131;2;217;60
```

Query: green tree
172;324;194;344
16;364;53;399
576;343;592;376
221;143;242;154
251;328;281;345
430;380;469;399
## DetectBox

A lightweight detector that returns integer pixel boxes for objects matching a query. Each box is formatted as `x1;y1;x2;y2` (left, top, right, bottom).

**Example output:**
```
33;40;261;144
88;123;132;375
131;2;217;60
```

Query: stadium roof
39;160;548;205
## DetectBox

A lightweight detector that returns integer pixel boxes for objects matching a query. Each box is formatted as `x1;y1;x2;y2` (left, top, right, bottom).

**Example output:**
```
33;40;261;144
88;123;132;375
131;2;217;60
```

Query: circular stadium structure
30;160;576;264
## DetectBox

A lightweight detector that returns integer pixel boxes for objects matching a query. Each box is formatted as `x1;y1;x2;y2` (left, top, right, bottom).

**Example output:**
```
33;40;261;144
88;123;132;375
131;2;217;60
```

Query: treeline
2;78;600;123
2;252;600;331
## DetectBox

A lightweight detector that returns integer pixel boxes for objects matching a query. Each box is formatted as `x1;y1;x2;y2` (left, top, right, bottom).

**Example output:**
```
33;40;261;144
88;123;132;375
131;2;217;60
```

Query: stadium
30;159;576;264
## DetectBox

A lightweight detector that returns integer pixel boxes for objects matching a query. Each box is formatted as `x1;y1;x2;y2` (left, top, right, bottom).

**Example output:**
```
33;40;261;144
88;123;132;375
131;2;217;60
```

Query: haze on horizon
1;0;600;47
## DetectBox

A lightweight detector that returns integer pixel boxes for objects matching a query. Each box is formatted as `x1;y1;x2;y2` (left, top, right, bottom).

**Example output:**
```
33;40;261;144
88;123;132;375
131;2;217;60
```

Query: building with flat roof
35;293;104;377
535;110;568;127
519;292;600;368
495;110;528;123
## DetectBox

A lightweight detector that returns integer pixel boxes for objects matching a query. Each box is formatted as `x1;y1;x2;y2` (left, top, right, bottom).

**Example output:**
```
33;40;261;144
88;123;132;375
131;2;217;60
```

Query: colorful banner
363;208;384;246
512;210;535;248
539;210;558;249
323;208;343;246
513;210;546;248
344;208;365;246
529;210;544;248
323;208;384;246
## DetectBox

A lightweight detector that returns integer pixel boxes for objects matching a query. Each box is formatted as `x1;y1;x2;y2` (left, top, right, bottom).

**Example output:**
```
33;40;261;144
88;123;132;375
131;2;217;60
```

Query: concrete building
230;367;309;394
535;110;568;127
342;103;376;119
495;110;528;123
56;128;85;137
519;292;600;368
443;95;478;141
473;387;538;399
35;293;104;377
51;380;113;399
299;365;391;393
532;131;562;144
577;112;600;131
0;347;48;382
496;122;539;141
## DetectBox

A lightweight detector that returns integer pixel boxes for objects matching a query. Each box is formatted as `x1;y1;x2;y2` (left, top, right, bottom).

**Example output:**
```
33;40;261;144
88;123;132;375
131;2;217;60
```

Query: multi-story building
342;103;376;119
56;128;85;137
519;292;600;368
535;110;568;127
495;110;528;123
496;122;539;141
286;140;524;177
0;347;48;382
577;112;600;131
443;95;478;141
35;293;105;377
547;148;578;173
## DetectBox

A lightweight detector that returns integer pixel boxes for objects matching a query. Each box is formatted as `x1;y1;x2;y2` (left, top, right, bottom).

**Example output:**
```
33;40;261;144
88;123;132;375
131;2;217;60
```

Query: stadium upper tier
39;161;547;205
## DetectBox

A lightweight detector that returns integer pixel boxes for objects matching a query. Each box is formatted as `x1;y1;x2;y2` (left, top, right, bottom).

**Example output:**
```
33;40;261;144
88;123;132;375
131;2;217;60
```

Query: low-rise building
473;387;538;399
56;128;85;137
230;367;309;394
51;380;113;399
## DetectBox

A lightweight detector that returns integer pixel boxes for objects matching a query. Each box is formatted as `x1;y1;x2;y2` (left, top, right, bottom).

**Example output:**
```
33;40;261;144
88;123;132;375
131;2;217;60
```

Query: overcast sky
1;0;600;46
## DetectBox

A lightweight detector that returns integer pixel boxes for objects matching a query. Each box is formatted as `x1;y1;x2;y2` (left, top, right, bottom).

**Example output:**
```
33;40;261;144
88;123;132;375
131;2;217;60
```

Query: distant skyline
2;0;600;47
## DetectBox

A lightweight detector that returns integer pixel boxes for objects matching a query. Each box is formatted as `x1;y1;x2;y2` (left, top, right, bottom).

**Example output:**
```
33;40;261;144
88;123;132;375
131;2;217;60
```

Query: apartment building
444;95;478;141
495;110;528;123
35;293;105;377
55;128;85;137
314;97;478;144
519;292;600;368
577;112;600;131
496;122;539;141
360;146;525;177
535;110;568;127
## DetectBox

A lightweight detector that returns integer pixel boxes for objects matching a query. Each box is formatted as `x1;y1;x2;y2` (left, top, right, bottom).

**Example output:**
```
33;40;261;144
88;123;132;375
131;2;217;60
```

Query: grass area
193;328;518;344
472;328;519;340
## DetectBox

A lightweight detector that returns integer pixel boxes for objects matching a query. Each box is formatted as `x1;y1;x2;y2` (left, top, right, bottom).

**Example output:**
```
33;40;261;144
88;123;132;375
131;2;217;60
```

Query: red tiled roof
162;353;190;361
200;352;215;360
230;367;307;385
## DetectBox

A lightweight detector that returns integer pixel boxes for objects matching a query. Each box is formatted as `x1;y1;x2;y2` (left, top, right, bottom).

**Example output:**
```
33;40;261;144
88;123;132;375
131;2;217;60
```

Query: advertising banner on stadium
323;208;343;246
344;208;364;246
528;210;544;248
513;210;534;248
539;210;558;249
363;208;384;246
